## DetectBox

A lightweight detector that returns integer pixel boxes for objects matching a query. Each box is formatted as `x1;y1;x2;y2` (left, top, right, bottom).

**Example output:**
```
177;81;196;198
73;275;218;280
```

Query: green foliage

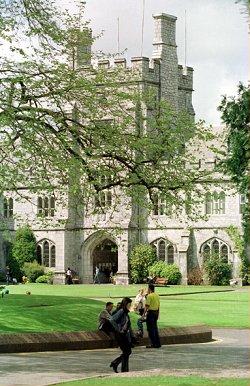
149;261;182;285
22;262;45;283
219;83;250;191
0;0;216;221
204;257;232;286
2;240;22;281
12;226;37;267
130;244;157;283
219;84;250;262
35;271;54;284
0;271;5;282
226;225;249;278
187;267;204;285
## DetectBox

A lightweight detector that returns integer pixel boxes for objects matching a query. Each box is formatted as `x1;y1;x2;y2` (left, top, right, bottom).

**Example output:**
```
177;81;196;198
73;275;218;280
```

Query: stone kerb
0;325;212;353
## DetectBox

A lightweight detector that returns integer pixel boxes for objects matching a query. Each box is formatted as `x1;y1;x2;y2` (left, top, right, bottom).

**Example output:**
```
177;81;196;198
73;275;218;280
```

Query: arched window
36;244;42;265
167;245;174;265
151;239;176;264
36;240;56;268
212;239;219;256
203;244;210;262
158;240;166;261
205;192;225;215
51;245;56;267
3;197;14;218
221;245;229;263
201;238;230;263
43;241;50;267
37;196;56;217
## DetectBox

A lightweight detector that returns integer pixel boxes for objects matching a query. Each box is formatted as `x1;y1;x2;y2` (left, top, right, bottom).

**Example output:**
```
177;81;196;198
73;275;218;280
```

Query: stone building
0;14;244;285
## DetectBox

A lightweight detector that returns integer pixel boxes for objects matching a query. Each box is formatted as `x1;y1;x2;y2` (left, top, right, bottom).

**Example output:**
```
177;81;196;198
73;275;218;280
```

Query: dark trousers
112;332;132;372
146;310;161;348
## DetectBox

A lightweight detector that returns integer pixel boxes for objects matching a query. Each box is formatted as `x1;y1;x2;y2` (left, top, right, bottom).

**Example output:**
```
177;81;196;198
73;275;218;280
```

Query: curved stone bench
0;325;212;353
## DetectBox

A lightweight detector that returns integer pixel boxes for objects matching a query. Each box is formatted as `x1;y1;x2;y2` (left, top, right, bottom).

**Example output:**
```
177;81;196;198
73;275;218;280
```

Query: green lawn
0;284;248;333
5;283;235;298
54;375;250;386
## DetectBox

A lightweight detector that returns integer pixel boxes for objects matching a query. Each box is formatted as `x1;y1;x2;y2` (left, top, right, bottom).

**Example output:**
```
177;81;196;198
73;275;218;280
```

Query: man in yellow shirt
144;284;161;348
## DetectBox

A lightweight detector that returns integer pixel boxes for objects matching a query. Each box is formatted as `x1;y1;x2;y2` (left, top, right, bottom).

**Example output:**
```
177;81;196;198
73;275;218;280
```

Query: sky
59;0;248;125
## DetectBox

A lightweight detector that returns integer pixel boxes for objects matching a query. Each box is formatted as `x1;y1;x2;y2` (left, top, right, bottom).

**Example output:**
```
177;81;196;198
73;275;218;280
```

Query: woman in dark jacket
109;297;133;373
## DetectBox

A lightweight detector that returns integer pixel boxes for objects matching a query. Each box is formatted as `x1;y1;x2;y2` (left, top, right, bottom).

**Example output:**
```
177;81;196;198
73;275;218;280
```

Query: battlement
96;56;161;84
90;12;194;115
178;65;194;91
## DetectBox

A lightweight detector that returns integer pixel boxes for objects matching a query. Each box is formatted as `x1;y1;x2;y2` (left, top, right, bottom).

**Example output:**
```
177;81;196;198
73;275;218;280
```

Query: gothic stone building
0;14;244;285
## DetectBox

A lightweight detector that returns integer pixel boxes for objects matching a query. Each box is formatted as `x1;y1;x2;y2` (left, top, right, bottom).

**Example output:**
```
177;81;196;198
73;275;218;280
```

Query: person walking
133;288;146;338
109;297;133;373
94;266;100;284
144;284;161;348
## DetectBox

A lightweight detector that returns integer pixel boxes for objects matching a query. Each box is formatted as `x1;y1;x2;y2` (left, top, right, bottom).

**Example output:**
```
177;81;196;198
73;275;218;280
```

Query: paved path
0;329;249;386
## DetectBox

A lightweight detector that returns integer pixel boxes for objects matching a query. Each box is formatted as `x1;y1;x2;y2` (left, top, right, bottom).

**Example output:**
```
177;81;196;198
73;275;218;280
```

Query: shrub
36;272;54;284
187;267;204;285
149;262;182;285
130;244;157;283
204;257;232;286
4;240;23;281
22;262;45;283
0;271;5;283
12;226;37;267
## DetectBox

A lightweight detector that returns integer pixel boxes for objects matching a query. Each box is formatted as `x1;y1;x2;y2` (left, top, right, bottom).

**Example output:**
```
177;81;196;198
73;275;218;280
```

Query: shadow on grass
0;294;105;334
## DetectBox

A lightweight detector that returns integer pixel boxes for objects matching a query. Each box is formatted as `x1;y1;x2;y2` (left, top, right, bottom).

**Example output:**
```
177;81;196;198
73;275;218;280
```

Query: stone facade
0;13;243;285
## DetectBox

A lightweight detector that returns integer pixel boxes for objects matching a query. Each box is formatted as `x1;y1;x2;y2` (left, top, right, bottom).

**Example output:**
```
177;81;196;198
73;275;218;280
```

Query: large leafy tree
0;0;215;219
219;83;250;270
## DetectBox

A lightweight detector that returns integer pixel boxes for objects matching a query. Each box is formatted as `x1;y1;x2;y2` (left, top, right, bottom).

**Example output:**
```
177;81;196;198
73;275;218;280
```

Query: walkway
0;329;249;386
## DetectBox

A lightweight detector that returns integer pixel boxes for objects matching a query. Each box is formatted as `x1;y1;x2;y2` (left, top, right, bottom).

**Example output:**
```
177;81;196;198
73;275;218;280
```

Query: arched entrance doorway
92;239;118;283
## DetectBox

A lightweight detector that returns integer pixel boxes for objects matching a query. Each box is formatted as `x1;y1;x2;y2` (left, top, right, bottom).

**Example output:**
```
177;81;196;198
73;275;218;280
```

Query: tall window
94;175;112;211
201;238;229;262
37;196;55;217
36;240;56;268
151;239;175;264
95;190;112;210
205;192;225;215
240;194;247;214
152;194;165;216
3;197;13;218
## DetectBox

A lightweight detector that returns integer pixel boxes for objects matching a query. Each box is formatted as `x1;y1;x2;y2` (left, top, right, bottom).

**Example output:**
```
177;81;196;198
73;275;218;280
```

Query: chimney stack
152;14;179;109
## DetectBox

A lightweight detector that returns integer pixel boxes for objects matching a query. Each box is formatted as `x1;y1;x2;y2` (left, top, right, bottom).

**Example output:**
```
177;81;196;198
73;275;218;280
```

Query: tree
0;0;216;218
130;244;157;283
12;226;37;267
218;83;250;268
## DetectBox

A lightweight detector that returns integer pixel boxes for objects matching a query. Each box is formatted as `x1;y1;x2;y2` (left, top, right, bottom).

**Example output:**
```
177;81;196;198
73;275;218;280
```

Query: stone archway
81;232;119;284
92;239;118;283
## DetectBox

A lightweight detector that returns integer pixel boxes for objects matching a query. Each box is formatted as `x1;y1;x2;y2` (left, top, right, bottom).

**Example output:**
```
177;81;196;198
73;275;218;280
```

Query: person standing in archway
94;266;100;284
109;297;133;373
65;267;73;285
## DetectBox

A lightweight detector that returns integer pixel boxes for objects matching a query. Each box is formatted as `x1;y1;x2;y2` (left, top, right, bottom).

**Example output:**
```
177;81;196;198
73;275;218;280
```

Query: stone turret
75;28;92;68
152;13;179;109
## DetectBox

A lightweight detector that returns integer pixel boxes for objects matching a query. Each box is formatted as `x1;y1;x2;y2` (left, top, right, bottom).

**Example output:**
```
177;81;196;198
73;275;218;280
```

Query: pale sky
59;0;249;125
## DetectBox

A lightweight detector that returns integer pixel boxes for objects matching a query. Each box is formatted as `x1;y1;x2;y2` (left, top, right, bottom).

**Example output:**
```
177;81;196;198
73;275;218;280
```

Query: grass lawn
0;284;248;333
54;375;250;386
4;283;236;298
